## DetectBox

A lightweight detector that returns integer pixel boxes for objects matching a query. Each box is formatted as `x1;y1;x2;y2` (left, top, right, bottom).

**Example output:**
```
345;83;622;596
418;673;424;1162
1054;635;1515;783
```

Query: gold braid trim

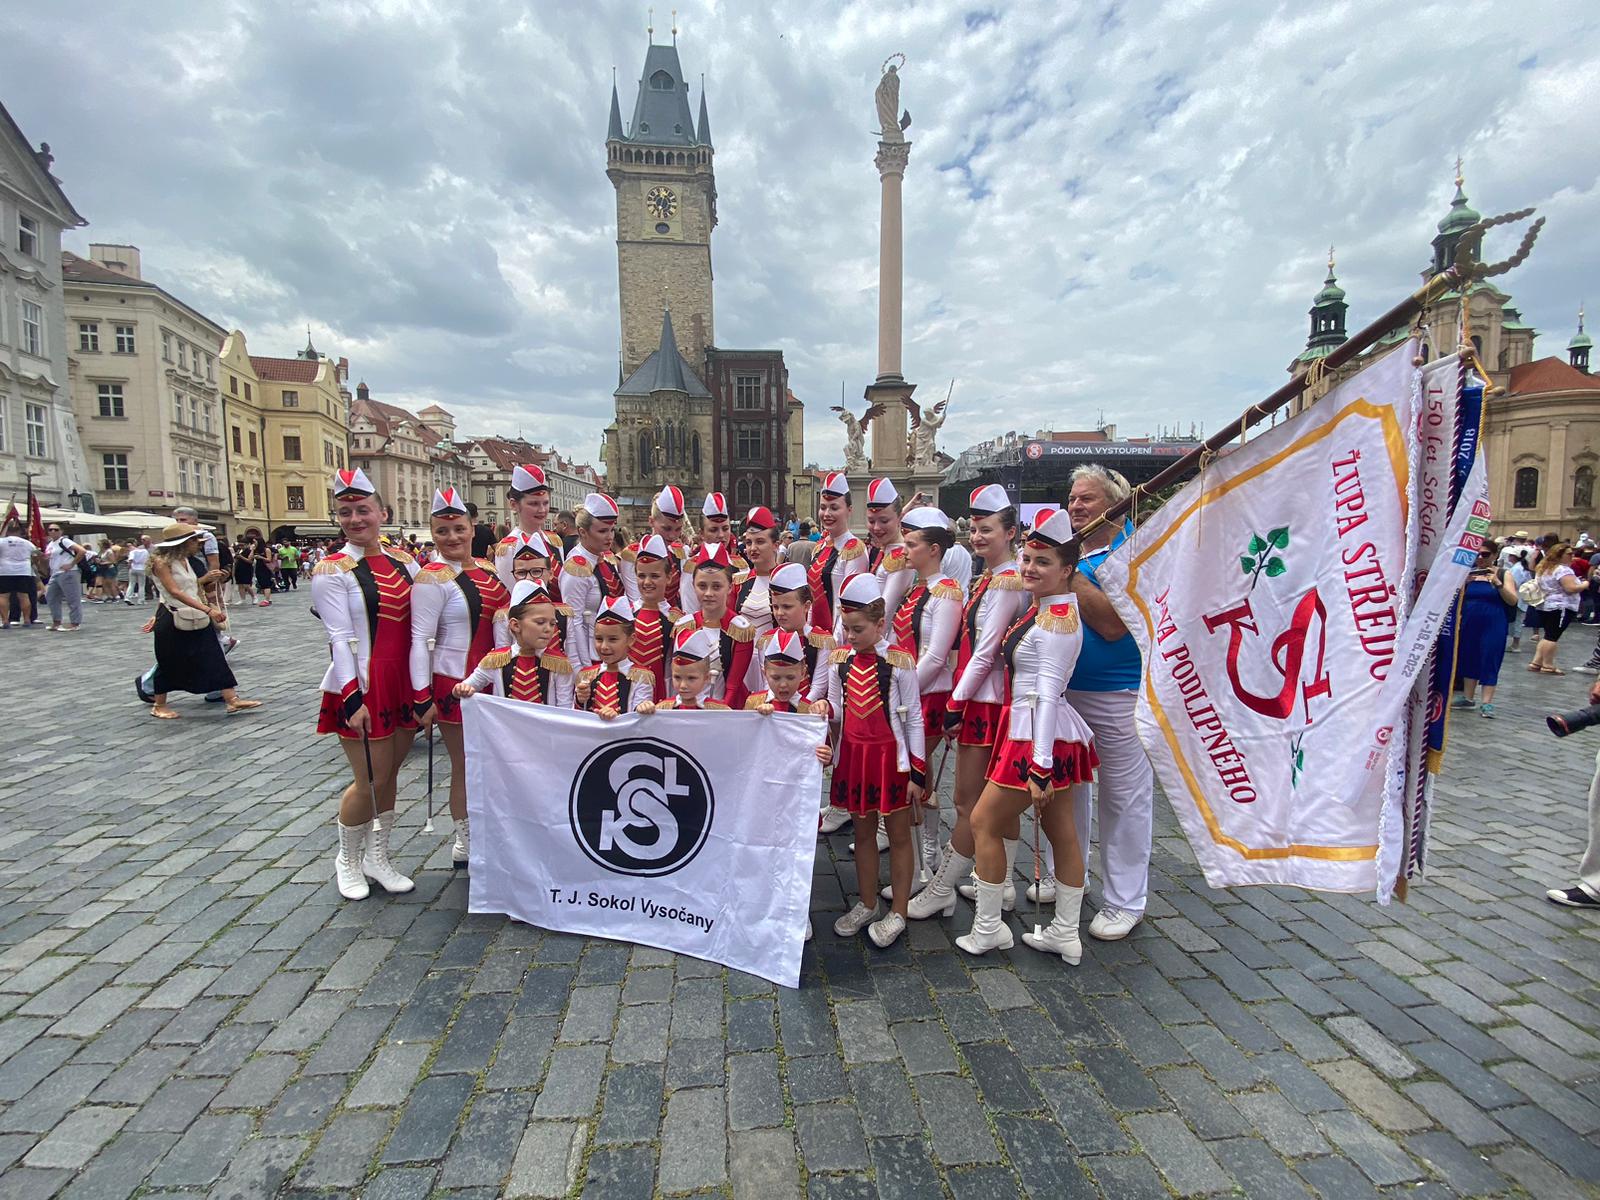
387;547;416;566
989;572;1025;591
628;666;656;687
744;693;769;710
554;603;574;618
830;647;851;665
808;630;837;651
619;546;638;563
886;647;916;671
881;547;911;572
931;580;964;602
733;570;752;586
578;665;602;683
726;620;756;643
837;538;866;562
562;556;594;577
1036;607;1081;634
541;651;573;674
704;699;731;710
475;557;498;573
492;607;510;624
478;648;513;670
415;562;459;584
311;556;354;576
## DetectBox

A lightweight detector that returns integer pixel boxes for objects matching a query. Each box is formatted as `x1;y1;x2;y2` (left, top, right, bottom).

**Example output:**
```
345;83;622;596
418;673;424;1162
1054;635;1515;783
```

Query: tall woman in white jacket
312;468;421;902
409;487;511;869
957;509;1098;963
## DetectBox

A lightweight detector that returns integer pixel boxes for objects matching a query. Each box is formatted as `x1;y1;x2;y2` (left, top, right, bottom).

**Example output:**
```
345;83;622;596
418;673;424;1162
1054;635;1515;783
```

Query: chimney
88;243;142;280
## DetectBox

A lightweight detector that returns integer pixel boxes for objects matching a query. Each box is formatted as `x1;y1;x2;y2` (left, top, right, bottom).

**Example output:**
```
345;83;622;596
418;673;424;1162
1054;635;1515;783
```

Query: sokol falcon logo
569;738;714;876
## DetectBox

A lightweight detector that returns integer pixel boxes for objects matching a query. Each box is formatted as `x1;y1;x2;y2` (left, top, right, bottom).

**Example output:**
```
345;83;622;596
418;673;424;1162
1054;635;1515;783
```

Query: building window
243;382;252;402
692;432;701;476
205;354;214;382
283;435;301;461
323;440;335;466
228;373;237;394
252;482;261;509
0;398;7;452
236;479;246;509
96;383;125;417
231;425;242;453
20;300;43;356
24;402;46;457
1576;466;1595;510
172;390;184;424
16;213;38;258
79;323;100;352
639;430;652;473
178;458;190;494
178;342;188;370
163;332;174;362
115;324;136;354
248;430;257;457
736;427;763;462
1513;467;1539;509
189;397;200;429
202;403;212;434
205;462;217;496
337;447;345;468
102;452;129;492
286;485;306;511
735;375;762;410
282;390;299;408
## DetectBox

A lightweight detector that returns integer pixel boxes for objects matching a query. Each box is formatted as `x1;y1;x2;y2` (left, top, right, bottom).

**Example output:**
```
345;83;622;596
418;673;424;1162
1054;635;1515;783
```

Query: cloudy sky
7;1;1598;471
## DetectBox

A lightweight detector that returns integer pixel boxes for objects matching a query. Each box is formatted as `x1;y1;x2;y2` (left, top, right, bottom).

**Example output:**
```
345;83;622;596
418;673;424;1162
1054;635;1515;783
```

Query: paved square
1;593;1597;1197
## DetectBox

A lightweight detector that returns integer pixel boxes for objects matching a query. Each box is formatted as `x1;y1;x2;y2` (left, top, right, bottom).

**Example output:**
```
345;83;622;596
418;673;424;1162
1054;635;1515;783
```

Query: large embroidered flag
1100;345;1431;893
463;697;823;987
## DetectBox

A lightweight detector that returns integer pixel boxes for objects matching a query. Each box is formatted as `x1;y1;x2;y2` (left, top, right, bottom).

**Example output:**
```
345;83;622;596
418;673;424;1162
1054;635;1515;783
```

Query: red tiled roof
61;252;136;285
1507;356;1598;396
250;355;320;383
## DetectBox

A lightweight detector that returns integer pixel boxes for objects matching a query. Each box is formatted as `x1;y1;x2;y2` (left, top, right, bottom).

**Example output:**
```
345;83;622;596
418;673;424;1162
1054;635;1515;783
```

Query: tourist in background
126;536;151;604
1531;543;1586;675
1508;551;1535;653
0;515;39;628
1452;540;1518;717
146;523;260;719
252;536;275;605
43;523;85;631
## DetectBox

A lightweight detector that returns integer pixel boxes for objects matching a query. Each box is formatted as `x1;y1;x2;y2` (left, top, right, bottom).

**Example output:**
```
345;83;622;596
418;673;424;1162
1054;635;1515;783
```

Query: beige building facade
64;246;230;528
350;386;469;528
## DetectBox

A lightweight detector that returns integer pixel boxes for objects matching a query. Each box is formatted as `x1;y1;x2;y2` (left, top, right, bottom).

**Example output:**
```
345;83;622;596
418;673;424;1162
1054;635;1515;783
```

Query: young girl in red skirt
312;467;421;902
915;484;1027;919
958;508;1097;964
822;573;926;949
410;487;511;870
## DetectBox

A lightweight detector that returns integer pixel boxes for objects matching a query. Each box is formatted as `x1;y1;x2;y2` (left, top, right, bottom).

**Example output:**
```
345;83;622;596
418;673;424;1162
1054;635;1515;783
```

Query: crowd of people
308;461;1157;959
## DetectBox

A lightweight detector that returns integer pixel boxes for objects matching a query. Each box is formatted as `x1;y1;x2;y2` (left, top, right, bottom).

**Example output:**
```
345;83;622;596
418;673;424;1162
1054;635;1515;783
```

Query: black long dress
152;568;236;697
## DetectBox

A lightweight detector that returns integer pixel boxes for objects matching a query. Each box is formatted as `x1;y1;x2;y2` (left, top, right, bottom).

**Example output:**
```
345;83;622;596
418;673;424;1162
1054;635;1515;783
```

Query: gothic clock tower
606;37;716;379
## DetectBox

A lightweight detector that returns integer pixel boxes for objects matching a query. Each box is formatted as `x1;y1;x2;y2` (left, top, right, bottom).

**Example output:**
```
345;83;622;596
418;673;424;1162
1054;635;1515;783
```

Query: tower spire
1570;303;1592;373
1297;246;1347;365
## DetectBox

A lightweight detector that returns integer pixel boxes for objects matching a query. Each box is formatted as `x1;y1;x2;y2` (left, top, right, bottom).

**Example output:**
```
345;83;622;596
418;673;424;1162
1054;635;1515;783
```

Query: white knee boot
955;876;1015;955
363;810;415;894
1022;881;1085;965
957;838;1017;910
908;847;973;920
452;816;470;869
334;821;370;901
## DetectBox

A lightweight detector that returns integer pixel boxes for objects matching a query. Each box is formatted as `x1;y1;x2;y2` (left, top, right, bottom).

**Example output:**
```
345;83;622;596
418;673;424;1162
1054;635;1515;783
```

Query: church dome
1437;183;1480;236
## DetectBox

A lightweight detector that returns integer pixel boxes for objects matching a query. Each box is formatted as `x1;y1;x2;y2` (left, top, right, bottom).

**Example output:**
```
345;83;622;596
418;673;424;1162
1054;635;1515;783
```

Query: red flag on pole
26;480;46;549
2;500;18;530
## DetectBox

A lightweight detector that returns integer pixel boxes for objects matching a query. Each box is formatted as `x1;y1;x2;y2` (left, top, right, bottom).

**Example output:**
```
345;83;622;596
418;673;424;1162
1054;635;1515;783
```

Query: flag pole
1066;209;1543;551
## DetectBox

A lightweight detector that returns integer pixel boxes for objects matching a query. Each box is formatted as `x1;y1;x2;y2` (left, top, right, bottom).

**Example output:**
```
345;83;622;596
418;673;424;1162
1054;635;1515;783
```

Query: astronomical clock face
646;185;678;220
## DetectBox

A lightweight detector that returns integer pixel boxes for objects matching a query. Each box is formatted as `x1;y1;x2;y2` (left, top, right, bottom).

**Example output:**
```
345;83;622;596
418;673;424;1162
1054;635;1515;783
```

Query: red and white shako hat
866;478;899;508
510;463;549;493
744;505;776;531
902;506;951;532
508;580;555;611
769;562;808;593
821;471;850;497
635;533;672;562
1026;508;1075;549
654;485;686;517
672;625;717;663
691;541;733;571
595;595;635;626
332;467;375;498
431;487;467;516
509;529;552;560
969;483;1010;516
764;629;807;664
702;492;729;518
838;572;883;611
582;492;619;520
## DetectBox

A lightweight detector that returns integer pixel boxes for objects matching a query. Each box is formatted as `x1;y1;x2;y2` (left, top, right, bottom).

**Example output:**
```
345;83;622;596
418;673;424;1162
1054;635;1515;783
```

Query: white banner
1100;346;1424;893
463;698;823;987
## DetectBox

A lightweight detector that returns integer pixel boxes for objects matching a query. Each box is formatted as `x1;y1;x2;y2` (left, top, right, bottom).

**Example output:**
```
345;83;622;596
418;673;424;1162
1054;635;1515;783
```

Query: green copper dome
1438;182;1480;235
1572;329;1594;352
1314;270;1346;305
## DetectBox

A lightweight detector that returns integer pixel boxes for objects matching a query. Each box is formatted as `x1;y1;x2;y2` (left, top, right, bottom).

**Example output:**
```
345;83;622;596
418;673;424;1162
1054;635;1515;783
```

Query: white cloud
8;0;1598;480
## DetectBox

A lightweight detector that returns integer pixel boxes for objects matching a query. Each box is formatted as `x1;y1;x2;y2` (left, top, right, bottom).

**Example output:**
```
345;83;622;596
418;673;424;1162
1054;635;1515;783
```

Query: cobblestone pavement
1;590;1598;1199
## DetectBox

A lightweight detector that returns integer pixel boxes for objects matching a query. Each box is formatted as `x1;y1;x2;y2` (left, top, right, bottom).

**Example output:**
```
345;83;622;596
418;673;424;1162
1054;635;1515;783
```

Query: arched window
734;478;750;508
639;431;652;474
748;478;764;505
1514;467;1539;509
1471;335;1484;357
1575;466;1595;510
692;433;702;476
651;70;673;90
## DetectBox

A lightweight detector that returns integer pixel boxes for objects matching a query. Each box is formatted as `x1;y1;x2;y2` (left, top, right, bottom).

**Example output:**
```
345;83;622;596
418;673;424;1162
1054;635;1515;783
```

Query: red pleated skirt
921;691;951;738
317;652;418;740
984;701;1097;789
431;673;465;725
830;727;909;815
957;700;1004;748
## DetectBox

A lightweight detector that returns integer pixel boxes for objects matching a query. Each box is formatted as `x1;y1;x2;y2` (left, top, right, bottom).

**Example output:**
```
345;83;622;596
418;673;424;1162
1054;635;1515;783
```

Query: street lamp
67;489;82;512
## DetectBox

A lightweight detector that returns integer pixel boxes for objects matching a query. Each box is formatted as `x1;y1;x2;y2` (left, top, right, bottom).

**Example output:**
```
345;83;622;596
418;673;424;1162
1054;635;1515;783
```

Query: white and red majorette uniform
577;657;656;715
655;695;731;711
731;567;776;638
745;625;834;700
560;544;628;671
495;528;563;595
621;538;689;606
986;594;1098;791
680;548;749;613
823;639;926;815
312;542;420;739
408;557;511;725
891;574;964;735
629;601;681;703
462;644;576;707
947;559;1026;747
872;541;915;622
743;689;811;712
807;529;868;632
674;609;756;710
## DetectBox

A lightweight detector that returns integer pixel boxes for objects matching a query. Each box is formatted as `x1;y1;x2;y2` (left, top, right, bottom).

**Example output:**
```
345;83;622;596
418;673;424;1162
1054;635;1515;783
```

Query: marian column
865;58;914;479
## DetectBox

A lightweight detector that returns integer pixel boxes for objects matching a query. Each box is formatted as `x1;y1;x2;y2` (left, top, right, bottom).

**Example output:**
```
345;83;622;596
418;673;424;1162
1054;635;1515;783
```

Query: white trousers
1049;688;1153;915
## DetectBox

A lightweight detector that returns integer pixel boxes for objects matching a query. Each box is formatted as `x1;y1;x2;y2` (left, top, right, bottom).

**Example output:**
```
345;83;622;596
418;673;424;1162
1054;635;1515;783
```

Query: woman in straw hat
146;523;262;719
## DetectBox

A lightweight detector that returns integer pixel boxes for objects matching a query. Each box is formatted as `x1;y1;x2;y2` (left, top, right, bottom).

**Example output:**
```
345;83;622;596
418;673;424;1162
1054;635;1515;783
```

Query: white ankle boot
363;810;415;894
919;820;941;881
955;877;1015;955
335;822;370;901
452;816;470;870
1022;882;1085;964
908;848;973;920
957;838;1017;910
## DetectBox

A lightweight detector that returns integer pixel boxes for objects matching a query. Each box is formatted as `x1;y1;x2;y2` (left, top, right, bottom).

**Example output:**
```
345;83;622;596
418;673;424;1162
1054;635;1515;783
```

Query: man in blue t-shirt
1038;464;1154;942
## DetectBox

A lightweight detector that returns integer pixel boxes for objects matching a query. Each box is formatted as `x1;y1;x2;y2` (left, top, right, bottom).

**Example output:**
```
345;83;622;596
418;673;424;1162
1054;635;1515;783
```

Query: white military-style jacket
310;542;419;708
462;645;576;707
408;558;511;696
949;560;1027;707
1000;592;1093;776
892;574;964;696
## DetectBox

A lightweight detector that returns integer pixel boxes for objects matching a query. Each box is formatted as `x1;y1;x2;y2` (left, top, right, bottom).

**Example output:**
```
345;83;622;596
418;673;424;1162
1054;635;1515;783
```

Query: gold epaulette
837;538;866;562
666;606;683;624
578;665;602;683
672;613;696;630
416;562;458;584
672;542;688;560
554;603;574;618
628;666;655;687
705;699;731;710
495;536;517;554
990;571;1025;591
475;558;498;573
744;692;769;710
830;648;850;664
492;607;509;623
733;570;751;586
886;647;916;670
726;619;755;643
731;553;750;571
1036;603;1080;634
882;546;911;572
562;554;593;577
387;547;416;566
541;651;572;674
619;546;638;563
311;555;354;577
808;630;836;651
931;579;964;602
478;648;513;670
